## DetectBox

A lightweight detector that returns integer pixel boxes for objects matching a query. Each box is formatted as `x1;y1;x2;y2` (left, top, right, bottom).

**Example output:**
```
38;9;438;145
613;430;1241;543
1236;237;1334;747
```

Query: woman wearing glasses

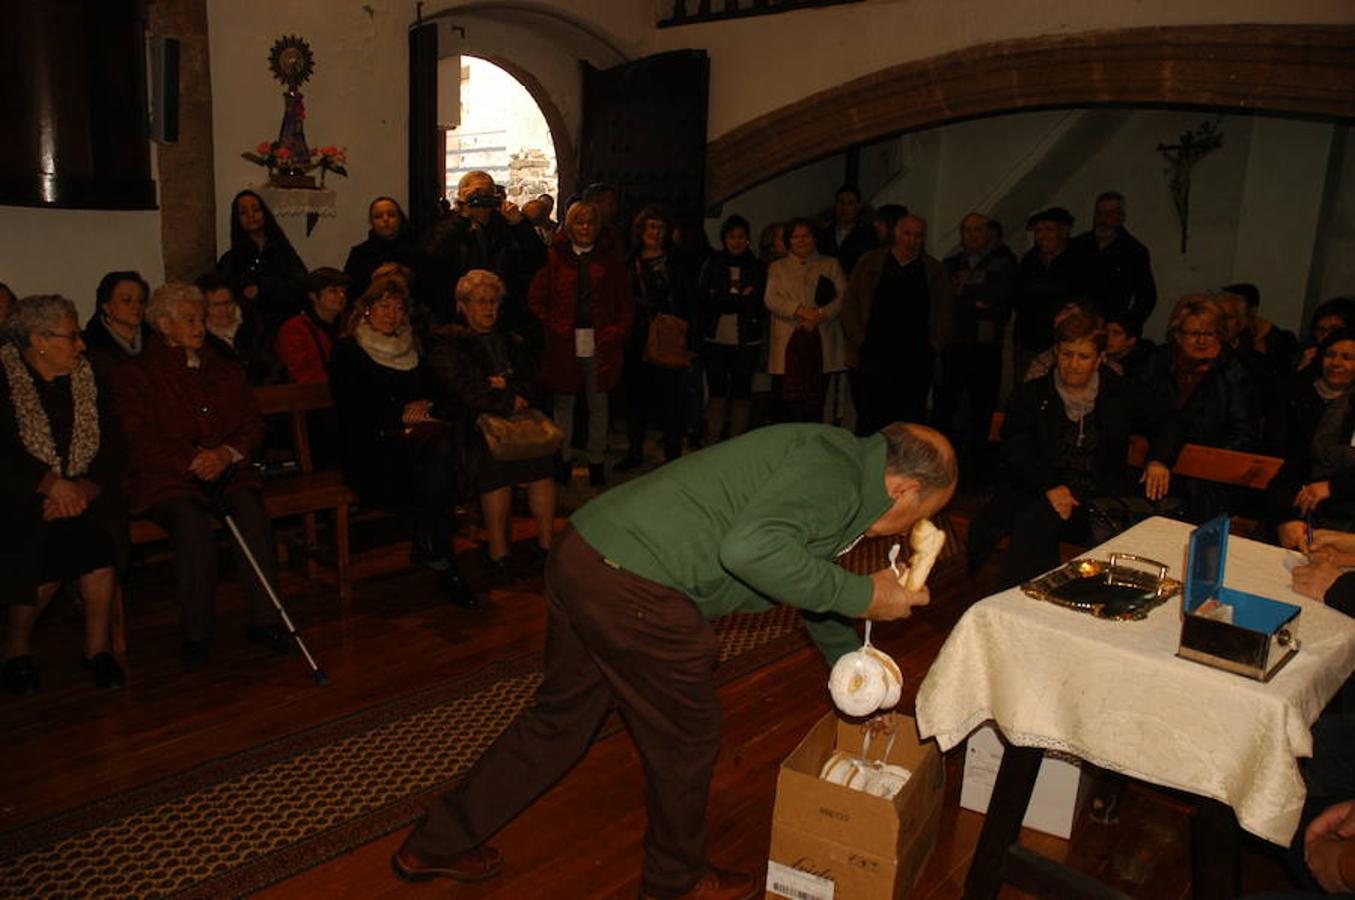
0;295;124;693
1136;294;1256;520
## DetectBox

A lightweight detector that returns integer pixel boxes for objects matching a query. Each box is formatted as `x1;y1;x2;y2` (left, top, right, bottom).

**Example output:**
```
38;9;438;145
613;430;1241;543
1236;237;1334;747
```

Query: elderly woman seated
428;270;556;575
329;277;478;607
1266;329;1355;550
967;312;1173;588
111;282;294;669
1;295;125;693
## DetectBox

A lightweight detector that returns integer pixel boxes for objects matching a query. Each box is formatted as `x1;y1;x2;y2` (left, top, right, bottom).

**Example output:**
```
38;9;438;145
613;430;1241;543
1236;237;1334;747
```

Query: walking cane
204;467;330;686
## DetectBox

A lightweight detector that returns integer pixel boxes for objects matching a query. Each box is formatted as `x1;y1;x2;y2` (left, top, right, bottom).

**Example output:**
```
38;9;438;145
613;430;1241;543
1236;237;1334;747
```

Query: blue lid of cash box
1184;514;1229;613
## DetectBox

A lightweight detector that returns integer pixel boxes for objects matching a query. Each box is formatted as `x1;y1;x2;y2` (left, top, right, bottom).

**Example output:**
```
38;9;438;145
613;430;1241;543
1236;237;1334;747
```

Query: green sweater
571;424;892;664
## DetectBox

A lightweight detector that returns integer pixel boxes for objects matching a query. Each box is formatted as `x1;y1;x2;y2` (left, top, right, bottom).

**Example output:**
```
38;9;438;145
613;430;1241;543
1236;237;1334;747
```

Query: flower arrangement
241;141;349;185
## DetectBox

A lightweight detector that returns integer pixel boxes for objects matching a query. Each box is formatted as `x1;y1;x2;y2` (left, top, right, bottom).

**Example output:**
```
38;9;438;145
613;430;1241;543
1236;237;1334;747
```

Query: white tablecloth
915;517;1355;845
252;184;337;218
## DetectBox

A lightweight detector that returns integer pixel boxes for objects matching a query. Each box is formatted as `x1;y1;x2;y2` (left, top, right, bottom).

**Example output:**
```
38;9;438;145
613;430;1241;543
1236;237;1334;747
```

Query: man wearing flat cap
1012;206;1091;384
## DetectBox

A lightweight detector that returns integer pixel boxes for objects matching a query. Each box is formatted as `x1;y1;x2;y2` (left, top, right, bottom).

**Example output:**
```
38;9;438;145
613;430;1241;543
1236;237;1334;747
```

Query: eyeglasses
1179;330;1220;342
40;330;82;342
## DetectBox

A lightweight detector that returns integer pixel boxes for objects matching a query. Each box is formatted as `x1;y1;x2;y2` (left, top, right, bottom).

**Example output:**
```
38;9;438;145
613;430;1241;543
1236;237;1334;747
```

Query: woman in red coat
112;282;293;669
527;200;633;486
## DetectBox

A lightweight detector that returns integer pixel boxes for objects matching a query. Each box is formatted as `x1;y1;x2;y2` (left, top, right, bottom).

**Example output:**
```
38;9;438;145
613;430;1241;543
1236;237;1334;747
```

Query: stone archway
706;23;1355;204
467;53;580;201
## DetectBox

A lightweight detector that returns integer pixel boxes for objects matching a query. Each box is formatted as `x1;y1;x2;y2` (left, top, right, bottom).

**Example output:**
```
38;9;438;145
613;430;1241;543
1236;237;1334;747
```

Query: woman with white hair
111;282;293;669
428;270;556;576
0;294;124;694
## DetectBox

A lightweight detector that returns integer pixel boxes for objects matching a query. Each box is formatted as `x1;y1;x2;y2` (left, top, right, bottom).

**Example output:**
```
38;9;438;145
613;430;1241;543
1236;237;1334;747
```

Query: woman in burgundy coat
527;200;633;485
112;283;293;669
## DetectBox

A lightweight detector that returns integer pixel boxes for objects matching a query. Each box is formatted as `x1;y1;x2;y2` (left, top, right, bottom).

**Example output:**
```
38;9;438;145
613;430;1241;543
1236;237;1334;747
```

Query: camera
465;192;501;209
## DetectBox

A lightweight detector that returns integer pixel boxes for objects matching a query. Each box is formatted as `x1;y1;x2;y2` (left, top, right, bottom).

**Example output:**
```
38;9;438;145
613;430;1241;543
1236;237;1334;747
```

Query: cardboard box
766;712;944;900
959;724;1091;840
1178;515;1301;681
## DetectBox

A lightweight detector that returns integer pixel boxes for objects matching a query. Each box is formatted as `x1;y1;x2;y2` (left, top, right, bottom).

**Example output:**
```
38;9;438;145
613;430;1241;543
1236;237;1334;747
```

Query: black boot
442;567;481;609
2;655;39;695
410;536;451;572
82;652;125;689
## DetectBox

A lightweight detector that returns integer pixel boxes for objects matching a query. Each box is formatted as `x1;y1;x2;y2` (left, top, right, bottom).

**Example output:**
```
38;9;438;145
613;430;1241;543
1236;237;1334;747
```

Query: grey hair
146;282;205;331
880;423;957;493
455;269;506;309
7;294;79;349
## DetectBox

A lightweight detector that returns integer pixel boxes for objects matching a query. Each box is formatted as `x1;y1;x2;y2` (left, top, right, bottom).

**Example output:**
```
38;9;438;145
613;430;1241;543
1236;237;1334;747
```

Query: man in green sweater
394;422;956;899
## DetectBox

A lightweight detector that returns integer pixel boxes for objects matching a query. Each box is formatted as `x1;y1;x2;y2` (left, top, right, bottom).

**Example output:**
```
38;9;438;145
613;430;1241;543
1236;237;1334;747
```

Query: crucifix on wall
1156;120;1223;254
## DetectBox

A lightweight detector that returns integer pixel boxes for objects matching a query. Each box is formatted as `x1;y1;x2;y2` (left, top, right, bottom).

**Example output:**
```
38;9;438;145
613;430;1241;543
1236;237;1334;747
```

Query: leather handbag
643;313;694;369
476;409;565;461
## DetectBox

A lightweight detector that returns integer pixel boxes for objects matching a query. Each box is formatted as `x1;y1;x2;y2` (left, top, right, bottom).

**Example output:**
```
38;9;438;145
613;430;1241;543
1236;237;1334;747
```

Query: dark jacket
421;211;547;327
528;231;634;394
82;314;153;381
697;250;767;345
1014;247;1092;353
205;309;282;386
328;336;436;511
999;367;1170;499
1069;228;1157;325
841;248;953;368
216;239;309;334
1135;344;1257;462
1266;387;1355;530
111;334;265;514
344;232;426;303
943;244;1018;346
816;221;879;275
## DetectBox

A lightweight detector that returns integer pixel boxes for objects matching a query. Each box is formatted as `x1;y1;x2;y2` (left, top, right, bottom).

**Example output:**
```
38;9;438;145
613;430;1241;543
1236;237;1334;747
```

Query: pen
1306;512;1315;554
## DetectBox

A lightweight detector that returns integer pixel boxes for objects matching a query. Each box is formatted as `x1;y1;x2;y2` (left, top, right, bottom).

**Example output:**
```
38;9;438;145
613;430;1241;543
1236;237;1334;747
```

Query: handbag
643;313;694;369
476;409;564;461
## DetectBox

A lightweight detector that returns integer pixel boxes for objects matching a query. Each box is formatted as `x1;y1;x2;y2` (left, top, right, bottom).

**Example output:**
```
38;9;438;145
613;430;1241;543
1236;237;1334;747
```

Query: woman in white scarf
329;278;478;608
0;294;123;694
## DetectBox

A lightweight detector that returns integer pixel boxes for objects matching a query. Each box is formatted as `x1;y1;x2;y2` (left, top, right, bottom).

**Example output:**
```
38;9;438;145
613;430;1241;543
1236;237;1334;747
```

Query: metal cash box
1177;515;1301;681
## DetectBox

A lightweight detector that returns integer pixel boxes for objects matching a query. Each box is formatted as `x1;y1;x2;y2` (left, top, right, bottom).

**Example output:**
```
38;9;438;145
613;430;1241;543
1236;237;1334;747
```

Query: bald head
870;423;956;537
894;215;927;260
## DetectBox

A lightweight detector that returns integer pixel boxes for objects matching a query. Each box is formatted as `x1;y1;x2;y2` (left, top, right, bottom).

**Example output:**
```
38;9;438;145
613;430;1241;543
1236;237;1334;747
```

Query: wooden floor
0;490;1300;899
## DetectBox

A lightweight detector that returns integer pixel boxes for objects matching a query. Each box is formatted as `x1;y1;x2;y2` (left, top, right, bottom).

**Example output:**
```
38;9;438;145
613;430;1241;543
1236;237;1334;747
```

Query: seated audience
1224;282;1298;377
1;295;124;694
83;270;152;377
529;200;632;486
216;189;308;334
0;282;15;333
1297;297;1355;378
766;216;847;425
428;270;555;574
1103;311;1155;380
620;204;697;468
198;272;279;385
111;283;294;669
1023;300;1118;381
344;196;423;303
1267;330;1355;549
967;312;1172;587
1135;294;1256;521
276;268;349;383
329;278;478;607
698;214;766;442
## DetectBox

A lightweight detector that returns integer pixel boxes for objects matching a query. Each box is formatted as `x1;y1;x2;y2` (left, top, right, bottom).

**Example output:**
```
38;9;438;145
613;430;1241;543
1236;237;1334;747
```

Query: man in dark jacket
1068;191;1157;326
816;184;879;275
936;213;1017;485
393;422;957;899
422;171;547;334
1013;206;1092;383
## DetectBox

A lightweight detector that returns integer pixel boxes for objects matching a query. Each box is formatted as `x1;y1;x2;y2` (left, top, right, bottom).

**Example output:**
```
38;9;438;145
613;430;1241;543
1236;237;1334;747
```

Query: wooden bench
129;381;356;602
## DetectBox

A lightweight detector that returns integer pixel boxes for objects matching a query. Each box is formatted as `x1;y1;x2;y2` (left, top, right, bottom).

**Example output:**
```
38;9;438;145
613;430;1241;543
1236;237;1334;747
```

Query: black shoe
441;570;481;609
410;537;451;573
2;655;39;696
82;652;125;689
588;463;606;487
614;452;644;472
181;640;211;671
487;556;511;584
247;624;298;656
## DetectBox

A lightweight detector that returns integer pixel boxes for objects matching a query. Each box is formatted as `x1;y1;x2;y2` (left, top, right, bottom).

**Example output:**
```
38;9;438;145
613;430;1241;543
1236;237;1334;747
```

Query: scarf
1;343;99;477
354;320;419;371
1315;377;1347;402
1053;367;1099;422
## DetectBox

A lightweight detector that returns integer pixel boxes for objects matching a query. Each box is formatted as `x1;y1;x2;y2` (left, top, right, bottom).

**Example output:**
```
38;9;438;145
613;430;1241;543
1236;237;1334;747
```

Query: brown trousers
407;525;722;897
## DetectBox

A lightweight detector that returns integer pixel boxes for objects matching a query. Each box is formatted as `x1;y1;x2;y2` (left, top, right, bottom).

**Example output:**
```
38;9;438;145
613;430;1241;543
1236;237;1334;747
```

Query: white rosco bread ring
819;751;856;785
828;650;889;717
861;764;912;799
863;646;903;709
905;518;946;592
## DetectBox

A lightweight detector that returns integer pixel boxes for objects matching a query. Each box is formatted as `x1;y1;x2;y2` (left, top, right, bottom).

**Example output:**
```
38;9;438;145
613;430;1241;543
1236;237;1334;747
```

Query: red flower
256;141;272;155
275;147;291;160
321;146;337;156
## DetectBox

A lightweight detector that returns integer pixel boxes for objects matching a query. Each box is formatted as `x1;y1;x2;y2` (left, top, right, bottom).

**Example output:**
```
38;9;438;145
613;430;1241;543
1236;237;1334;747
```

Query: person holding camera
421;171;546;337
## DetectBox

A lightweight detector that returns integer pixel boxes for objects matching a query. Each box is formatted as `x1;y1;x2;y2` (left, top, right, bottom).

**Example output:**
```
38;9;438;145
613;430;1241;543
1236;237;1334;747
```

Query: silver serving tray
1021;553;1182;621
